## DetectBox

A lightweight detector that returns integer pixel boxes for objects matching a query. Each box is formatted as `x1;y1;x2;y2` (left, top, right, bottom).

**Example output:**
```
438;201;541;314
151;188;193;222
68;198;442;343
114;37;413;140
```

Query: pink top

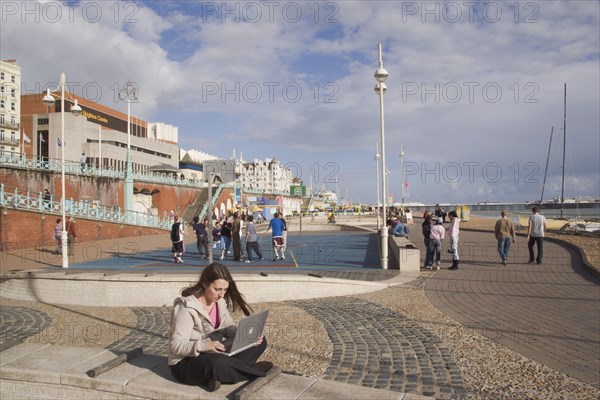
447;218;460;237
430;224;445;240
208;302;220;328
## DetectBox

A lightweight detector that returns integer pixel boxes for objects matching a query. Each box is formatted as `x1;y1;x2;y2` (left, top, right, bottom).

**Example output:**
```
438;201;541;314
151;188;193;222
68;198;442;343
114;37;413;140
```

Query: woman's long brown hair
181;262;252;316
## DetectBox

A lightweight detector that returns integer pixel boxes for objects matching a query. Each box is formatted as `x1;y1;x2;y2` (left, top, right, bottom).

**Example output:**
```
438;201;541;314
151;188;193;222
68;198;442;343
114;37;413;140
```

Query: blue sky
2;0;599;205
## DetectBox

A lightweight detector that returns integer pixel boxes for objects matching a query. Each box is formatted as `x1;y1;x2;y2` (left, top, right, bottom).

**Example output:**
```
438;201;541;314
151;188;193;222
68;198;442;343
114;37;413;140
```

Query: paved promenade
1;216;599;399
422;229;600;388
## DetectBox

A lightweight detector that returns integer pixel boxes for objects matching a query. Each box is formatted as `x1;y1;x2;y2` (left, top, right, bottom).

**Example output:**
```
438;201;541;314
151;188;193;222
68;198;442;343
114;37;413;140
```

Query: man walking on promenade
527;206;546;264
267;212;285;261
245;215;263;263
171;215;185;263
494;211;516;265
192;216;209;260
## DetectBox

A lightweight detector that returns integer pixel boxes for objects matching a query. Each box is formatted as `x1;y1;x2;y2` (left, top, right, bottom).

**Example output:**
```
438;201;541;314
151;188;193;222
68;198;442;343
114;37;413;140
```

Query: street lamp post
119;81;138;221
375;142;381;231
400;144;404;214
42;72;82;268
374;42;389;269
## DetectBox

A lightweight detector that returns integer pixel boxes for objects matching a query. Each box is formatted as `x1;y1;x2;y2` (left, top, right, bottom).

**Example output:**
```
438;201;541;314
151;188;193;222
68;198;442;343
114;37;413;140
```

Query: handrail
198;183;226;221
0;183;170;229
0;153;206;188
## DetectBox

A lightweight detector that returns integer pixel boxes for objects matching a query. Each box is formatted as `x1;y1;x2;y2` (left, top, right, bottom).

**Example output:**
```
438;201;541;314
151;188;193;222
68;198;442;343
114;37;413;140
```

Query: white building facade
0;60;21;155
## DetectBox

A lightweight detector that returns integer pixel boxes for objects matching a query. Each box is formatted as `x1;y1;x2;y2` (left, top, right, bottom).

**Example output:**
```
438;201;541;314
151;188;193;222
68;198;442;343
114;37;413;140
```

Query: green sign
290;185;306;196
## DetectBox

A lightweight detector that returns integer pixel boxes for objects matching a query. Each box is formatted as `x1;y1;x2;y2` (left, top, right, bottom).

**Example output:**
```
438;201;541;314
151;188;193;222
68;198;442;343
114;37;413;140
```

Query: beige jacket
168;295;236;365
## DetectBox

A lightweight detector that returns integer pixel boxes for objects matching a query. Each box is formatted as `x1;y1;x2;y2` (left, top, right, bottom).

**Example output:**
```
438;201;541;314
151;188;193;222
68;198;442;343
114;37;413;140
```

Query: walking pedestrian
494;210;516;265
65;216;77;256
219;219;232;261
193;216;209;260
447;211;460;270
54;218;62;254
279;213;287;257
421;215;432;268
527;206;546;264
245;215;263;263
266;212;285;261
171;215;185;263
168;263;272;392
232;212;242;261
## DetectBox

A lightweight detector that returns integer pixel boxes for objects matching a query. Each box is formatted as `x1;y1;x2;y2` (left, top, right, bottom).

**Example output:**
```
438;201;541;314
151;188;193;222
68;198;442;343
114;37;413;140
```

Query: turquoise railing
0;153;205;188
0;184;170;229
198;183;226;221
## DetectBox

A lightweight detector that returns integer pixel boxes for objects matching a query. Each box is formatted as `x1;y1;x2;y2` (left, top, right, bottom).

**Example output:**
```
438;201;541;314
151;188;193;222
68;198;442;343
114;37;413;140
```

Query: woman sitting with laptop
168;262;273;392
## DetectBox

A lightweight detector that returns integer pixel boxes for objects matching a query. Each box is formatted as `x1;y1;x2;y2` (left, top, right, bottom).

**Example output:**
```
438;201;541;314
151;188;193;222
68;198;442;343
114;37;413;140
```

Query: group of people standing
421;209;461;270
171;211;288;264
419;207;546;269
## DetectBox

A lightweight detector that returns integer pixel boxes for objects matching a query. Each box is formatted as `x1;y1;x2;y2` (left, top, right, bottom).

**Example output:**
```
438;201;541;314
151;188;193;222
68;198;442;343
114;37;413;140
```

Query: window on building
11;88;16;97
0;129;5;140
0;72;4;80
11;102;15;111
0;86;4;93
11;75;15;83
0;100;4;109
37;118;49;125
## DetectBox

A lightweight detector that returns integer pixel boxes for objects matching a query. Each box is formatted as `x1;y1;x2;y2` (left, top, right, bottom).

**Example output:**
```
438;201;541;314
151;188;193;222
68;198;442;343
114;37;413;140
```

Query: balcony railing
0;136;19;146
0;119;19;130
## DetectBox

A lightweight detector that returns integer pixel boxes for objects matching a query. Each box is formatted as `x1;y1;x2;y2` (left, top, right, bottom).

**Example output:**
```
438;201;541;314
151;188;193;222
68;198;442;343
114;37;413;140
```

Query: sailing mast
540;126;553;211
560;83;566;219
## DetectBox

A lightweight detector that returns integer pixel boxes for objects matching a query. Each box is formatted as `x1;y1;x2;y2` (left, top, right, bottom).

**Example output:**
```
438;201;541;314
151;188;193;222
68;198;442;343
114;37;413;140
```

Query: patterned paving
0;306;52;344
292;297;468;399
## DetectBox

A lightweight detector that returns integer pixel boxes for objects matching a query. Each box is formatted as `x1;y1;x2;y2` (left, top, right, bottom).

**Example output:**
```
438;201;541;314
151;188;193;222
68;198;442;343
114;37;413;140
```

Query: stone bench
388;236;420;272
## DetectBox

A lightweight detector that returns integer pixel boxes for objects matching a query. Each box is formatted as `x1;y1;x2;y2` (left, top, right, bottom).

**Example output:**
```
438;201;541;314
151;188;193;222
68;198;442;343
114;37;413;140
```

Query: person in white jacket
446;210;461;270
168;263;272;392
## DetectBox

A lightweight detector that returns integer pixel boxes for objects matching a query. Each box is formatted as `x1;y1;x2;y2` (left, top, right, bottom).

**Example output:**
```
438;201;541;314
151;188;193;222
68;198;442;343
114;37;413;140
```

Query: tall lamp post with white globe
119;81;138;221
374;43;389;269
42;72;82;268
375;142;381;231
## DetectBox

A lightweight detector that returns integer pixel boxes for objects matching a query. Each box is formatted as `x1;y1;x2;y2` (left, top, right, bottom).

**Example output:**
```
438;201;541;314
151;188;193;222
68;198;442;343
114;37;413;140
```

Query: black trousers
170;339;267;386
528;236;544;263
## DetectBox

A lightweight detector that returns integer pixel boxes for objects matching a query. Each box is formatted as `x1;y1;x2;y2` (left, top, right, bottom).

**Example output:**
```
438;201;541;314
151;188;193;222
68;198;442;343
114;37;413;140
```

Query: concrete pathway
422;229;600;389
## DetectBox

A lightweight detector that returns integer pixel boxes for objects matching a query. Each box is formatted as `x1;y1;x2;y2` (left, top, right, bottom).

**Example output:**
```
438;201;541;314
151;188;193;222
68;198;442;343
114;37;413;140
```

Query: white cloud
2;0;598;203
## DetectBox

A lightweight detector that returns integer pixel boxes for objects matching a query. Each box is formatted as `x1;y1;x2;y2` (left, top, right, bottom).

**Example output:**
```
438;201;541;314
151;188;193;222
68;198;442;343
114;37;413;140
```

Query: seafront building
20;92;180;174
0;60;21;156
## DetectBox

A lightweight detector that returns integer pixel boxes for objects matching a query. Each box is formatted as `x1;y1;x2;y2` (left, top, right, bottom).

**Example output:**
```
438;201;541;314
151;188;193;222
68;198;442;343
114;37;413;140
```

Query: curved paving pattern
292;297;467;399
425;230;600;388
108;307;170;356
0;306;52;344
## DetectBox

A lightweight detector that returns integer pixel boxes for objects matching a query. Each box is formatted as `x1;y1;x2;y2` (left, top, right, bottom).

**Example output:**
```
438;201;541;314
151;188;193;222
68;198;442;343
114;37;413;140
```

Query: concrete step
0;343;432;400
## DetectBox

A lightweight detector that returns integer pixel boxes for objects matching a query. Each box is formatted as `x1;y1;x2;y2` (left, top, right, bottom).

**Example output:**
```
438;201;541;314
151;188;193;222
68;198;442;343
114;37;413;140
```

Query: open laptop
206;310;269;357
